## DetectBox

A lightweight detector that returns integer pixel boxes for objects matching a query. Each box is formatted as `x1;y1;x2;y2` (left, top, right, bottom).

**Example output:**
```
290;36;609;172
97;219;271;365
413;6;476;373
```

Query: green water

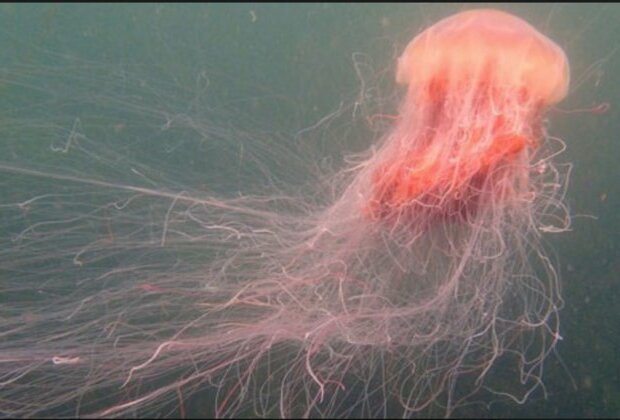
0;3;618;418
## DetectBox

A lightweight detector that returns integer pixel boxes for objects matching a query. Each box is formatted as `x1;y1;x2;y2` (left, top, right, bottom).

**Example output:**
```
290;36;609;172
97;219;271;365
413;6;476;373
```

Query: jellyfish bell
396;9;570;105
365;9;570;225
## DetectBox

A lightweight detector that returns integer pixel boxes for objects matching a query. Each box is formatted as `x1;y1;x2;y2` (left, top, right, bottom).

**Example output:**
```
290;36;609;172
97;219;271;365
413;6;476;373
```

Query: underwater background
0;3;618;418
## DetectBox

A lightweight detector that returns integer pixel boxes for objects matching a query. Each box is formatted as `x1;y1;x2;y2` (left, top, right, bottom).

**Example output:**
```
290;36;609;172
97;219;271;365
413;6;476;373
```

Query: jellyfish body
366;9;569;223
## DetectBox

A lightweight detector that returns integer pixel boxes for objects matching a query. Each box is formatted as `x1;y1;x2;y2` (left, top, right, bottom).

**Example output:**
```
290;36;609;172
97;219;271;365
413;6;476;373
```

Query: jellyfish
1;8;571;419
